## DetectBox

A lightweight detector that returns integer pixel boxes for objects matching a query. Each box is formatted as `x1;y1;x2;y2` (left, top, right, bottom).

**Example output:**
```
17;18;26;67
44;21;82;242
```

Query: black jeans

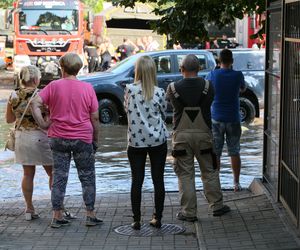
88;57;98;73
127;142;167;221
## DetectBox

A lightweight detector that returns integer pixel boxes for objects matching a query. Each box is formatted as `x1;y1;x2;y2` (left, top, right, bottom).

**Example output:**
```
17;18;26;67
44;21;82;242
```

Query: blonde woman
5;65;53;221
124;55;168;230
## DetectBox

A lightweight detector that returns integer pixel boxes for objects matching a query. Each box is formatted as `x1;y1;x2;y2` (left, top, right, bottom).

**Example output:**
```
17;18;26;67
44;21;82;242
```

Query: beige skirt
15;129;53;165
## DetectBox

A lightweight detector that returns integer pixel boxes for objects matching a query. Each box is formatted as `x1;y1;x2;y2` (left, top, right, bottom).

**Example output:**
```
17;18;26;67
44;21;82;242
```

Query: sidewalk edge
249;178;300;246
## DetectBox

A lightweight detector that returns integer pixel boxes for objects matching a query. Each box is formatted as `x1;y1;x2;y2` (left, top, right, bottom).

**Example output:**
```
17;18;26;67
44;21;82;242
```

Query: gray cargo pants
172;107;224;217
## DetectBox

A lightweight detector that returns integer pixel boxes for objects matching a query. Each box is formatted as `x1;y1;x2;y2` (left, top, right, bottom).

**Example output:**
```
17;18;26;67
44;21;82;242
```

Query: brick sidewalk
0;189;299;250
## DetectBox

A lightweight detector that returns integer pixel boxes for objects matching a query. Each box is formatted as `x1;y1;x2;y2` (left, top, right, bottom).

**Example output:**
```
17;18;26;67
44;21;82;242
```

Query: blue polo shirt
206;68;245;122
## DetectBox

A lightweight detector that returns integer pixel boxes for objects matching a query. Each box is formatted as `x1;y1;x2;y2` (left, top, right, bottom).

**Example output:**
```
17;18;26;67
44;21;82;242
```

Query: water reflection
0;102;263;200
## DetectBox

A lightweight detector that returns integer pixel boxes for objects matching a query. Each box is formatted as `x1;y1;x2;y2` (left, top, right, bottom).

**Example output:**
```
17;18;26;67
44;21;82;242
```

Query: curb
250;178;300;245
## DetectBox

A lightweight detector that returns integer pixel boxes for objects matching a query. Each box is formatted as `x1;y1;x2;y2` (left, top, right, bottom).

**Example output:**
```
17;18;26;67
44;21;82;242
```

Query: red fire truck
235;13;266;48
10;0;85;86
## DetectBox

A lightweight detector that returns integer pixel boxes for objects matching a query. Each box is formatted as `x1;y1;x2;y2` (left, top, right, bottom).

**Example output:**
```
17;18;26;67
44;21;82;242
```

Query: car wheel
98;98;119;124
240;97;255;124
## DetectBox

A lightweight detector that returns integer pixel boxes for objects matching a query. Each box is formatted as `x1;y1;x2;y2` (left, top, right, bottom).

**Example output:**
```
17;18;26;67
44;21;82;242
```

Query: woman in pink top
32;53;102;228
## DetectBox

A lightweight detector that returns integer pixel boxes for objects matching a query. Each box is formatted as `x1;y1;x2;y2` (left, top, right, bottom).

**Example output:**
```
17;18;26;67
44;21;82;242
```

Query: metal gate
279;0;300;225
263;0;282;197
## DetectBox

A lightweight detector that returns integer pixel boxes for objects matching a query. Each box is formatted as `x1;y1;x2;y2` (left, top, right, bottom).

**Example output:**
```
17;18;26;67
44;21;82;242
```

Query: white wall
235;16;249;48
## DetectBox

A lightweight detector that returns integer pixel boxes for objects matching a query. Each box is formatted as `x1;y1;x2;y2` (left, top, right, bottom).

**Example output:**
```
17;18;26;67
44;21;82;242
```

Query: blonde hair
134;55;157;101
59;52;83;75
19;65;41;86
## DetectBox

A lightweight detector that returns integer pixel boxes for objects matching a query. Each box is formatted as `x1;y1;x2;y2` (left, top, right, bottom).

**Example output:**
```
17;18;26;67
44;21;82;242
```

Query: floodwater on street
0;102;263;200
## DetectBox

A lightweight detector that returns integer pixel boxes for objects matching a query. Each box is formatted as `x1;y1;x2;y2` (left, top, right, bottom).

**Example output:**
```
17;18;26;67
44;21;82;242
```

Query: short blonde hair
59;52;83;75
19;65;41;87
134;55;157;101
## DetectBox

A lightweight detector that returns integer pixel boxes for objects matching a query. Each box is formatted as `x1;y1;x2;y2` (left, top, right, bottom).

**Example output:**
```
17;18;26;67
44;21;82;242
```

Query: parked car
209;48;265;123
79;49;216;124
79;49;265;124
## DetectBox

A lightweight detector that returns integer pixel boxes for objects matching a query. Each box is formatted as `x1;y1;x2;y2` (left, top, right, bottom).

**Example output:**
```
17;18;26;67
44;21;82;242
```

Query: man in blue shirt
206;49;246;192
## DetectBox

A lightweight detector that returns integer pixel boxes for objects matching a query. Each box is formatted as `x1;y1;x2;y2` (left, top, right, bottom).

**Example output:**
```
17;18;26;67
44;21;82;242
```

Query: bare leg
86;210;96;217
43;165;53;190
230;155;241;188
22;165;36;212
53;210;64;220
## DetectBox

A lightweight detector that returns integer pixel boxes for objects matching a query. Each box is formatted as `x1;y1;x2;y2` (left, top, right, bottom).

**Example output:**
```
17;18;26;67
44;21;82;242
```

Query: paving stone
0;191;300;249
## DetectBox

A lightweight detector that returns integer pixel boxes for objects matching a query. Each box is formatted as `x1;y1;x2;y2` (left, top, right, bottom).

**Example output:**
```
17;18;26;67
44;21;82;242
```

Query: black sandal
131;221;141;230
149;214;162;228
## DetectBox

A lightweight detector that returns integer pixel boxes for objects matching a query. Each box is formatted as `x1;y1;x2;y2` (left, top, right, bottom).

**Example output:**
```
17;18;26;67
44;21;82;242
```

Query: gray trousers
172;131;223;217
49;138;96;211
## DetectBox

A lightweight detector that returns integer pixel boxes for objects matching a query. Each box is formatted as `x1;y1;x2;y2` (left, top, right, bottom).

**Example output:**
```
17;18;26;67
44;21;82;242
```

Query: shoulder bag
5;88;39;151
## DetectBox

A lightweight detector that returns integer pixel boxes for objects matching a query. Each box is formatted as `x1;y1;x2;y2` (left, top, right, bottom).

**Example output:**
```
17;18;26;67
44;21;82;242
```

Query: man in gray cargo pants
166;54;230;221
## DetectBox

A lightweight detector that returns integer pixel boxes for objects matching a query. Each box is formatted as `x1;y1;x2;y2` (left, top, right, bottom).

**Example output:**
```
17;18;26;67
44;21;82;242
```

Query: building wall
236;17;249;48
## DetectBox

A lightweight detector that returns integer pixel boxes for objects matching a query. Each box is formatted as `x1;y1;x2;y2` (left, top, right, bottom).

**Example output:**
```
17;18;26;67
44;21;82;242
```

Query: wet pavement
0;182;300;249
0;84;300;249
0;95;264;199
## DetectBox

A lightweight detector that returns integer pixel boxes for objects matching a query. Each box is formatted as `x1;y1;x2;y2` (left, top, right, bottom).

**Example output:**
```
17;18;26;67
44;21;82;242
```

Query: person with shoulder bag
5;65;77;222
5;65;53;221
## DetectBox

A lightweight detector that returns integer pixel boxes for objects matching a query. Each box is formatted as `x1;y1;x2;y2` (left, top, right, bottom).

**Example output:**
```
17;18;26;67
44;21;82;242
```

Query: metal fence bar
279;0;300;224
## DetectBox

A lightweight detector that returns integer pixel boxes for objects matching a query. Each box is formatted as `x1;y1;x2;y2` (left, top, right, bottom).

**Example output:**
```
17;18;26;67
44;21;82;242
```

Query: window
233;52;265;71
19;9;78;33
153;56;171;74
177;54;207;72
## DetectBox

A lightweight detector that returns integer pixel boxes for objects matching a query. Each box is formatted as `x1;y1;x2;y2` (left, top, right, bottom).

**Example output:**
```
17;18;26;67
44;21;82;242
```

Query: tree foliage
0;0;13;9
81;0;104;13
113;0;265;46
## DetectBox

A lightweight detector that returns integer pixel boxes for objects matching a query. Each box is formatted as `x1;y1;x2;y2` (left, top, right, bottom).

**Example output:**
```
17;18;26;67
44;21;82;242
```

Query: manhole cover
113;223;185;237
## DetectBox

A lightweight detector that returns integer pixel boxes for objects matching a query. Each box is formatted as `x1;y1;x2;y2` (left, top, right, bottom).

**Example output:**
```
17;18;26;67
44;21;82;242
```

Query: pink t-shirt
39;78;98;143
